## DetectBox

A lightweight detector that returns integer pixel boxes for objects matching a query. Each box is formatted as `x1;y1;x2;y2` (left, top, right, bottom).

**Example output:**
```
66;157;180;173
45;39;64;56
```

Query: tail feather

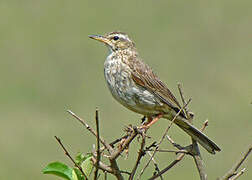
174;118;221;154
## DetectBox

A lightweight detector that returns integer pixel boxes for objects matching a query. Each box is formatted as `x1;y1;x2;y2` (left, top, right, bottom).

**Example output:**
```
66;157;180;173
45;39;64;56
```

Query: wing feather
129;56;181;111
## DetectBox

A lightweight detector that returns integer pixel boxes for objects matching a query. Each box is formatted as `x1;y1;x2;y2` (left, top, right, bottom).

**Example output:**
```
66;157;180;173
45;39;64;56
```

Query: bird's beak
89;35;110;45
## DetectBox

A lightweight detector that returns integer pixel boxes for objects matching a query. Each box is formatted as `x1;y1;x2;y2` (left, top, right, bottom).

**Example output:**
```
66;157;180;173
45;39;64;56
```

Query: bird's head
89;32;135;52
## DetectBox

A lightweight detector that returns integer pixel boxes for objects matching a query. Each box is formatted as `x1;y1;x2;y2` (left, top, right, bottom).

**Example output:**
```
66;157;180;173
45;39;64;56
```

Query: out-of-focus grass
0;0;251;179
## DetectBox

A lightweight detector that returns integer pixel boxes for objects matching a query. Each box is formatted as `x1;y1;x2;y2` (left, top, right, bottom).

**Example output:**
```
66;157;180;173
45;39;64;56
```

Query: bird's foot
141;116;146;124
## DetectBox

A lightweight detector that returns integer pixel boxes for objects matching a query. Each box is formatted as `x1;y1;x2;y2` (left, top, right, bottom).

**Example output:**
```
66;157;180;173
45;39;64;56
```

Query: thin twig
178;83;186;105
178;84;207;180
148;153;185;180
67;110;124;180
108;126;142;180
94;109;101;180
149;119;209;179
110;126;139;160
191;139;207;180
146;149;189;154
200;120;208;132
129;135;146;180
67;110;114;154
148;135;187;179
54;136;88;179
137;99;191;180
230;168;246;180
178;82;189;119
99;135;129;153
166;135;189;151
91;156;113;173
109;135;129;147
147;151;164;180
220;144;252;180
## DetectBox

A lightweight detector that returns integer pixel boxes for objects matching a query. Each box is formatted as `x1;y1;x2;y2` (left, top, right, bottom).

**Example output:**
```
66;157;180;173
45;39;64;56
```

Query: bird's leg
145;113;163;128
141;116;146;124
140;113;163;131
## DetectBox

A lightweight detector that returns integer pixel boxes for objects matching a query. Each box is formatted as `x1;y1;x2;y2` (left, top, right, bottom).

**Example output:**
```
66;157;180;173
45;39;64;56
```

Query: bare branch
54;136;88;179
177;83;186;105
129;135;146;180
94;109;101;180
109;158;124;180
67;110;114;154
200;120;208;132
91;156;113;173
178;82;189;119
146;151;164;180
220;144;252;180
191;139;207;180
229;168;246;180
190;120;208;180
178;84;207;180
146;149;189;154
110;126;139;161
148;153;185;180
166;135;189;151
138;99;192;180
67;110;125;180
109;135;129;148
149;119;209;179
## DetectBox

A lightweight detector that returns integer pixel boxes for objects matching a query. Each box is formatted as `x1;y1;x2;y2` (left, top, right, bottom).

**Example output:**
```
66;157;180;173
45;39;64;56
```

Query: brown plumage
89;31;221;154
129;55;183;115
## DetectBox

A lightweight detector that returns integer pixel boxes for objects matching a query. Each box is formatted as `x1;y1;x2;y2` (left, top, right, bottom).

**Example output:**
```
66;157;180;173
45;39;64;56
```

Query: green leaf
81;154;93;177
73;168;85;180
75;152;85;166
71;169;79;180
42;161;73;180
75;153;93;177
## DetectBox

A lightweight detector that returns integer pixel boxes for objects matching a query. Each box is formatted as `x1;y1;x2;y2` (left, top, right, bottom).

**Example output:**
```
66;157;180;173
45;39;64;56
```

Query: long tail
174;118;221;154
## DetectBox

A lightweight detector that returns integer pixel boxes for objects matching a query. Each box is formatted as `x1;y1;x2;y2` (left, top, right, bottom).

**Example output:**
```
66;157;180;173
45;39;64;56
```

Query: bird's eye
113;36;119;41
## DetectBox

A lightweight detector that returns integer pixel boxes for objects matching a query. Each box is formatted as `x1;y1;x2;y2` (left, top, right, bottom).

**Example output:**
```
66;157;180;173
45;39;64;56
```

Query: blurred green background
0;0;251;179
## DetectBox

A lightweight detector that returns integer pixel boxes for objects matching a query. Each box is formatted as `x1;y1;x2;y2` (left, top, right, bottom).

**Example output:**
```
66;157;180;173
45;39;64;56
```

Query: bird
89;31;221;154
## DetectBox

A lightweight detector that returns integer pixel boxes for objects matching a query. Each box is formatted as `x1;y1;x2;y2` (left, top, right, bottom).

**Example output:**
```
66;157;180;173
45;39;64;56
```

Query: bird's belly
104;62;162;116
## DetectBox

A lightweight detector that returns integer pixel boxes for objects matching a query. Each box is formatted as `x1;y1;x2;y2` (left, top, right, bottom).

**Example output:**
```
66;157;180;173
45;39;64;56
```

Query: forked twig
91;156;113;173
146;151;164;180
148;153;185;180
68;110;124;180
230;168;246;180
149;119;209;180
178;82;189;119
67;110;114;154
220;144;252;180
110;126;140;161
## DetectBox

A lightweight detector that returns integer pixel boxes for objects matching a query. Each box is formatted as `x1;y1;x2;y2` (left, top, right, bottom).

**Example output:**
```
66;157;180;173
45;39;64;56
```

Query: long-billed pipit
89;32;221;154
